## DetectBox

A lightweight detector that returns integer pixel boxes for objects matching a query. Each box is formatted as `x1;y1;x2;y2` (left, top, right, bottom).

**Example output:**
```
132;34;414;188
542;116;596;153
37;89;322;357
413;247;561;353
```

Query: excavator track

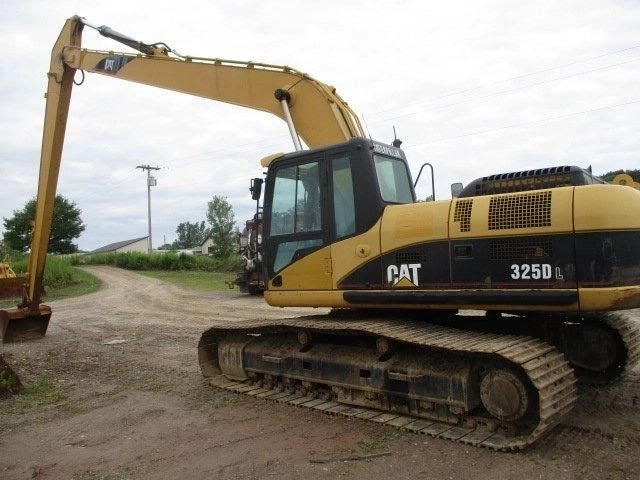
533;312;640;384
199;316;577;450
603;312;640;378
423;311;640;384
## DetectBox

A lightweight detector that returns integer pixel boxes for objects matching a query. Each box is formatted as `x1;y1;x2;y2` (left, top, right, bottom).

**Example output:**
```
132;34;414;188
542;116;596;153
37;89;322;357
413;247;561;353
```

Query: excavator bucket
0;274;51;342
0;305;52;343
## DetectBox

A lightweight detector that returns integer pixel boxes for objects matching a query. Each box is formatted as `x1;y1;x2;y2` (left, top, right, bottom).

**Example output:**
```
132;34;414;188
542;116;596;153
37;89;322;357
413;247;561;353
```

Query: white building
200;236;214;256
91;236;149;254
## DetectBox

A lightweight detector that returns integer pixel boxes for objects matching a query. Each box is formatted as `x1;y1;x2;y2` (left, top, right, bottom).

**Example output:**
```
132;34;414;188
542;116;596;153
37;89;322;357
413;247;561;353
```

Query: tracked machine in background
3;16;640;450
231;211;265;295
228;178;266;295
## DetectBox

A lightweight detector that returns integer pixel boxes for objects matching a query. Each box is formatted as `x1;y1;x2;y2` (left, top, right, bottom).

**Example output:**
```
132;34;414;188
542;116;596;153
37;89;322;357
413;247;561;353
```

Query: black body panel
381;241;451;288
451;234;576;289
338;231;640;306
339;257;384;289
575;231;640;287
340;234;578;291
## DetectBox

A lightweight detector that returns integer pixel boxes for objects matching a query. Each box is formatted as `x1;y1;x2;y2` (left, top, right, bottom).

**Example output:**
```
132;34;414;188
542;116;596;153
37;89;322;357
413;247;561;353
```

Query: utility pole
136;165;161;254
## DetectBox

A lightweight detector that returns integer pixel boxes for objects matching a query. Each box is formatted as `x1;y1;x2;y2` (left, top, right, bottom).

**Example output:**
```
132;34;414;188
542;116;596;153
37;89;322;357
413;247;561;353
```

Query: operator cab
262;138;415;277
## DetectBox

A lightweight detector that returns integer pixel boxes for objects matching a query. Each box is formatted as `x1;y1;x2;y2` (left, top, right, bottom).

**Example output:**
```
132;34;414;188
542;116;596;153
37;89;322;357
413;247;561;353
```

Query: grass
0;256;101;308
137;270;236;291
0;370;19;393
72;465;131;480
10;255;79;288
40;268;101;301
0;375;67;415
212;393;243;408
358;429;405;452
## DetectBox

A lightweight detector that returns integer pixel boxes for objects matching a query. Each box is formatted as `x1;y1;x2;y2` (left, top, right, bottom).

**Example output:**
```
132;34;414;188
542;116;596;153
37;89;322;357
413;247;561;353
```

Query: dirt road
1;266;639;479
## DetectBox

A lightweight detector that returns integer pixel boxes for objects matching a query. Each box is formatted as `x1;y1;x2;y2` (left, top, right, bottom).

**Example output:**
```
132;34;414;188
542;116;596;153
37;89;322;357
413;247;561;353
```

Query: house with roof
91;236;149;254
200;234;214;256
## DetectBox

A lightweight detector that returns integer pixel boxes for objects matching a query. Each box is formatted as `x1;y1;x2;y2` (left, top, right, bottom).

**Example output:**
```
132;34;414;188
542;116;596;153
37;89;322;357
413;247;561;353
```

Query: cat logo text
386;263;421;288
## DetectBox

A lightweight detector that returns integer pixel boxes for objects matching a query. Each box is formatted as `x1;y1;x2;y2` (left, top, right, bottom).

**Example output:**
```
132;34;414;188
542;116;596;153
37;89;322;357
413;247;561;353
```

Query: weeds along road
1;266;640;479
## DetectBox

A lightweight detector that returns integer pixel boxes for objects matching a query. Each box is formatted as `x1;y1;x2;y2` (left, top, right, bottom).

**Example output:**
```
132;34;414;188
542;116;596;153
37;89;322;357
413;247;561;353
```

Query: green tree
173;221;209;248
206;195;235;258
3;195;85;254
0;239;7;257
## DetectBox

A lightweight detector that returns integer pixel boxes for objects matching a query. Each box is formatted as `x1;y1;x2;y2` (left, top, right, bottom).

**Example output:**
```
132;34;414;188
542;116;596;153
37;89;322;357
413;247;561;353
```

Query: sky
1;0;639;251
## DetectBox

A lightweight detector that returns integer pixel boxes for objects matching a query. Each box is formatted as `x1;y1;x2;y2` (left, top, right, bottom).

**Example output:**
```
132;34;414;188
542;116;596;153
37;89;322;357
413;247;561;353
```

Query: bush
10;255;77;289
73;252;243;272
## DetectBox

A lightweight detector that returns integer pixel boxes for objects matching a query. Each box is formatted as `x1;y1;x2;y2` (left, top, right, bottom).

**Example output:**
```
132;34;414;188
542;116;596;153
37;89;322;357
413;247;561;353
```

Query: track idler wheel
297;330;312;348
480;369;530;422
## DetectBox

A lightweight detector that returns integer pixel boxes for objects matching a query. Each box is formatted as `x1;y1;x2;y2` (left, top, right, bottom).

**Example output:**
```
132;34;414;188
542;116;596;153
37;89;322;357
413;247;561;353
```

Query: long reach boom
0;15;364;341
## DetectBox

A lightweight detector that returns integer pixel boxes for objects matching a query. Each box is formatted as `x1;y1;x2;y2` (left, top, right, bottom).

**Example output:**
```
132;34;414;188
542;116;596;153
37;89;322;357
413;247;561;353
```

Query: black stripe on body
338;231;640;291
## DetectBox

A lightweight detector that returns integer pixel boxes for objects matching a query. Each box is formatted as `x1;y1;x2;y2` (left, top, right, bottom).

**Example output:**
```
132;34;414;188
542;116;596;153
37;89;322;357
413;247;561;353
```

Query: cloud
1;0;639;249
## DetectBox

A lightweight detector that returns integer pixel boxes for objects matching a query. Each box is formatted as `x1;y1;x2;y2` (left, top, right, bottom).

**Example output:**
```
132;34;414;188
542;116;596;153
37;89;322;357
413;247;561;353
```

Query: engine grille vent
488;191;552;230
454;199;473;232
458;165;605;197
489;237;553;260
396;252;428;264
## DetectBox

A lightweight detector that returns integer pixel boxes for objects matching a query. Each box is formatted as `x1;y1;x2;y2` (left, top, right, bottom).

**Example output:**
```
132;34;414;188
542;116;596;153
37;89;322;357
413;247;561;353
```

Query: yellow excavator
2;16;640;450
0;261;16;281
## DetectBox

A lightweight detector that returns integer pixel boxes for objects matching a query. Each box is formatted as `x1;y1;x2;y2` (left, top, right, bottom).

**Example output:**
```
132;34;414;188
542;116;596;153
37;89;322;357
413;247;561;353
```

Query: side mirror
451;182;464;198
250;178;263;201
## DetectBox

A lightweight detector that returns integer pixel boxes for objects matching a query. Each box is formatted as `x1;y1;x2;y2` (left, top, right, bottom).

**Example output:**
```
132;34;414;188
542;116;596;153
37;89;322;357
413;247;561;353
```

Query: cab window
331;154;356;239
268;160;323;274
373;154;413;204
270;162;321;235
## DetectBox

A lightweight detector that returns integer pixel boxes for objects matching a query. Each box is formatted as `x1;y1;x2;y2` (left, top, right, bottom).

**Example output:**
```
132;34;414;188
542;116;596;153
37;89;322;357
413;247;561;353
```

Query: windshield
373;154;414;203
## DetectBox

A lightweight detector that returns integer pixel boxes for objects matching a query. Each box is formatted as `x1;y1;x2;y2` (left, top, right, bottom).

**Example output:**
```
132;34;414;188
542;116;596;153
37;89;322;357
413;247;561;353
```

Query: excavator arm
0;15;364;342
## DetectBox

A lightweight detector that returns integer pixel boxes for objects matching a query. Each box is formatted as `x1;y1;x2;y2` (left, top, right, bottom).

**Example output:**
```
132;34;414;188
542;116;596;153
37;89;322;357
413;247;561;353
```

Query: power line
366;43;640;117
69;133;284;195
369;56;640;125
403;98;640;148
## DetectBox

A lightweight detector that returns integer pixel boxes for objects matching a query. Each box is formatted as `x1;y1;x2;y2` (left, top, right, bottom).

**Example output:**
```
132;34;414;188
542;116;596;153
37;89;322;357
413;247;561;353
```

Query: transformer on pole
136;164;161;253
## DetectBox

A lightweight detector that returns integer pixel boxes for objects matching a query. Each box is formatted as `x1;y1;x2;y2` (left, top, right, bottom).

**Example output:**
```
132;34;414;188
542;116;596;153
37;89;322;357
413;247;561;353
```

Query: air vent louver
458;165;605;198
396;252;428;264
454;199;473;232
488;191;552;230
489;237;553;260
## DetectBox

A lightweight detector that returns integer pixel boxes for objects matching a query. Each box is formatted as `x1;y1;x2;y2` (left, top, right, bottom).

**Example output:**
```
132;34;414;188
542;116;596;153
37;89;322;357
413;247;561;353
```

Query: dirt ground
1;266;640;480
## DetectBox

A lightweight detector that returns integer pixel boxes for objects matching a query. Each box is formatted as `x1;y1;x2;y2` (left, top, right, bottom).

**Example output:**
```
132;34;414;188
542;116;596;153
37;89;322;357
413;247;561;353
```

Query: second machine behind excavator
2;16;640;450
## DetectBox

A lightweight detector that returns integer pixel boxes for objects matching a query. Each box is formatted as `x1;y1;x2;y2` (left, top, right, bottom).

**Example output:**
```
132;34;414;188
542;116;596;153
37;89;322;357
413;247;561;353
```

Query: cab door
330;150;383;290
264;157;332;289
